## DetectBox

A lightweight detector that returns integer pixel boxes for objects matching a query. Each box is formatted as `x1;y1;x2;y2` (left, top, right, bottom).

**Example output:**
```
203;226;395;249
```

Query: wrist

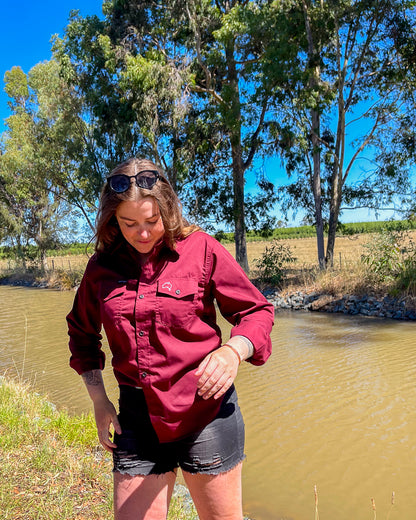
224;336;254;363
222;343;243;364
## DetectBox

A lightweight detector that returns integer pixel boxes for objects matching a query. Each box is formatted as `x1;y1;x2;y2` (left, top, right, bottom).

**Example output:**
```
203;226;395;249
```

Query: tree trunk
231;144;249;272
303;0;326;270
15;238;27;270
327;37;346;268
326;177;342;268
40;247;48;272
225;39;249;272
311;108;326;270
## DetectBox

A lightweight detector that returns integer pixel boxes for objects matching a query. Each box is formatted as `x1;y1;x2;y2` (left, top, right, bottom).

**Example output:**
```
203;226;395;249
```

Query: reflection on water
1;286;416;520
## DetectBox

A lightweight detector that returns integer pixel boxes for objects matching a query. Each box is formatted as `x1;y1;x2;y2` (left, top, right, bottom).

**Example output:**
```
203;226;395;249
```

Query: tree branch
343;113;382;183
243;100;268;171
189;83;226;105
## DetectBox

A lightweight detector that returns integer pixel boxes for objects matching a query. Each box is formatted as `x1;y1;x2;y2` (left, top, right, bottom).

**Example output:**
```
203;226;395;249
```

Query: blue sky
0;0;103;134
0;0;400;227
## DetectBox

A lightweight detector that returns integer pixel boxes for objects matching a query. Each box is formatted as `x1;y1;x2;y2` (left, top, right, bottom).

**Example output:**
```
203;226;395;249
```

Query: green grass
0;376;198;520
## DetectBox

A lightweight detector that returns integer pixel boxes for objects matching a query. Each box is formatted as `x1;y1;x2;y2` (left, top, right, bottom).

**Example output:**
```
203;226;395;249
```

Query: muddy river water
1;285;415;520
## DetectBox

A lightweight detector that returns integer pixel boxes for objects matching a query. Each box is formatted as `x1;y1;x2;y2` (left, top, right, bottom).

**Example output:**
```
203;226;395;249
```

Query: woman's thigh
114;470;177;520
178;386;245;520
182;462;243;520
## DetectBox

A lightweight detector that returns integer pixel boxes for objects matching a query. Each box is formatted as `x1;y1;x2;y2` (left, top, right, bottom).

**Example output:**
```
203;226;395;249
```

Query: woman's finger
198;371;233;400
196;354;219;388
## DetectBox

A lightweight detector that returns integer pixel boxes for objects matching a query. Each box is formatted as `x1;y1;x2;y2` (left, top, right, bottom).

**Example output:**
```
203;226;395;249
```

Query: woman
67;157;274;520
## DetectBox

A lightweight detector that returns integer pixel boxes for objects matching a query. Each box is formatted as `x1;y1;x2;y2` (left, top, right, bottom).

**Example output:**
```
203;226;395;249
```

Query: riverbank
1;267;416;321
265;288;416;320
2;229;416;321
0;376;199;520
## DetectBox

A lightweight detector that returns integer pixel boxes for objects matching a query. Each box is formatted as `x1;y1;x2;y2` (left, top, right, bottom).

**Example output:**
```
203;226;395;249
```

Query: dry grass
222;232;386;270
223;233;379;296
224;230;416;298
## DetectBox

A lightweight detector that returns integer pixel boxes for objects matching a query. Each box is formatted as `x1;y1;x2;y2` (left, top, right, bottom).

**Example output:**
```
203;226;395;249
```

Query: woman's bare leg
114;471;177;520
182;462;243;520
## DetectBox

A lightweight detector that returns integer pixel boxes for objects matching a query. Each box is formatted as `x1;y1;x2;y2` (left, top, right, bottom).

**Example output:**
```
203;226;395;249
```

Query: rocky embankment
264;289;416;321
2;271;416;321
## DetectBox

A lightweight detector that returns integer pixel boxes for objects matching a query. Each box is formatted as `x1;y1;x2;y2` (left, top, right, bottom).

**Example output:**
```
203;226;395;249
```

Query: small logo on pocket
161;281;172;291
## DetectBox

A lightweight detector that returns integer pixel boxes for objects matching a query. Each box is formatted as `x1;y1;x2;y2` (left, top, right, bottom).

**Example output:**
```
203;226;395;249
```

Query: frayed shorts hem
113;455;246;478
179;454;246;476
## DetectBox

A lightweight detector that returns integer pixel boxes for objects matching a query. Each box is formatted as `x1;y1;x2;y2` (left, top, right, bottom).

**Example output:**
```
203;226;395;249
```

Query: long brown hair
95;157;199;253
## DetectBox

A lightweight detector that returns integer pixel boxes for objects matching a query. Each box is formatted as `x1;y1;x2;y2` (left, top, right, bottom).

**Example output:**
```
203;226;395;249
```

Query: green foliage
339;220;416;235
0;242;93;261
361;231;405;279
361;229;416;295
254;239;296;287
0;61;95;267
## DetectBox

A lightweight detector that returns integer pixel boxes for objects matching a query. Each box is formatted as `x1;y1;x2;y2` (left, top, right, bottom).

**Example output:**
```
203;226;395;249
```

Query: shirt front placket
134;260;158;388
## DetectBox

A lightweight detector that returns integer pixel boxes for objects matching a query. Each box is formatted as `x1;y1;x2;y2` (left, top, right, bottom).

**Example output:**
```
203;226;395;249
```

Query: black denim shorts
112;384;245;476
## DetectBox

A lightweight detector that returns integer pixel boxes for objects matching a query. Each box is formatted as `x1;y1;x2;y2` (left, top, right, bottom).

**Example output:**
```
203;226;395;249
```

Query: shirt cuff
232;335;254;359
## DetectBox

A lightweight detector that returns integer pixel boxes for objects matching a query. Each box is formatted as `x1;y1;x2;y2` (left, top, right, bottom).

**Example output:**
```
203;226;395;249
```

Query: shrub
361;230;416;295
254;239;296;286
361;230;405;279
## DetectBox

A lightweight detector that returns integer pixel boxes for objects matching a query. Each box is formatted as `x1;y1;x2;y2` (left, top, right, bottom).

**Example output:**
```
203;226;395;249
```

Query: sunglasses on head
108;170;160;193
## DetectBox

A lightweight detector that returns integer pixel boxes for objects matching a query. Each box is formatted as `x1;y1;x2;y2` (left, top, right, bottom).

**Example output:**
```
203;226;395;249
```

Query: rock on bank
264;289;416;321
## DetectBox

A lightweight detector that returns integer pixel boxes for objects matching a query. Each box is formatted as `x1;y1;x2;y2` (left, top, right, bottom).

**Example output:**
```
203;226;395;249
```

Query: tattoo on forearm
82;370;102;386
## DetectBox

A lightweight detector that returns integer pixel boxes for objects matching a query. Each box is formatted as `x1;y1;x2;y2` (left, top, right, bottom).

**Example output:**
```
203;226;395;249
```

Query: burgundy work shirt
67;231;274;442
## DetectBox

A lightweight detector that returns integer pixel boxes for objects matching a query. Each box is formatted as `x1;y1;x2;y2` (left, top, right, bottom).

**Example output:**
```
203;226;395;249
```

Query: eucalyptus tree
52;6;191;190
174;0;282;270
373;6;416;217
54;0;284;271
268;0;416;268
28;60;102;233
0;63;85;266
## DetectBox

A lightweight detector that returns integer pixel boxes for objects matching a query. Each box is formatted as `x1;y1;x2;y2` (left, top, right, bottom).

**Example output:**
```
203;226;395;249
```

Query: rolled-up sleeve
67;256;105;375
208;240;275;365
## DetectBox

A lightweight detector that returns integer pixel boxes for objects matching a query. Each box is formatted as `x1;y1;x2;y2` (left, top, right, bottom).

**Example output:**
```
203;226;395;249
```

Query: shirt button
139;294;144;299
141;372;148;378
138;331;144;337
175;289;181;295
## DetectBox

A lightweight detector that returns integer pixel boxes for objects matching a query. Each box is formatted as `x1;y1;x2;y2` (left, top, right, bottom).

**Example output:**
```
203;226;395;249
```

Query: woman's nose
138;227;150;238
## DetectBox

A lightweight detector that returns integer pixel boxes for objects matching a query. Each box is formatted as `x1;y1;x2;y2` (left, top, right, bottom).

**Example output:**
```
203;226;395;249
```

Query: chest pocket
100;281;131;328
156;278;198;328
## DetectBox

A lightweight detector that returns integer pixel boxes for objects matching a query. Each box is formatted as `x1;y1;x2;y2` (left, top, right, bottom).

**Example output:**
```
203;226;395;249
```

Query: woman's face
115;197;165;255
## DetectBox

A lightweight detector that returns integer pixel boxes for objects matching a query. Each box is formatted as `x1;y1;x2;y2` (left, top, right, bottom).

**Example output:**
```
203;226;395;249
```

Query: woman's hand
81;370;122;453
93;397;122;453
195;346;240;400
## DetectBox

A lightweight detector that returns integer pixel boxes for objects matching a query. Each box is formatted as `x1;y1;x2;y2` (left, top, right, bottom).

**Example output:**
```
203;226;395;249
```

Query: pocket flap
157;279;197;298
